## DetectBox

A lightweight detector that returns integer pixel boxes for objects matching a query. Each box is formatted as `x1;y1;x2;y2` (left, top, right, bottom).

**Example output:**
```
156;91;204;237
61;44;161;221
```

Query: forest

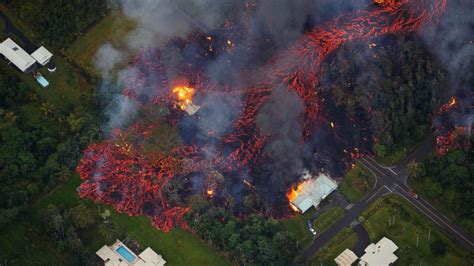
185;195;297;265
0;67;100;229
321;34;448;160
414;135;473;233
1;0;107;49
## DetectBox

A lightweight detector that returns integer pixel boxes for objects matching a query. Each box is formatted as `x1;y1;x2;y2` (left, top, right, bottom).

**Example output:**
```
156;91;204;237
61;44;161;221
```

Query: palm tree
408;160;421;179
98;221;117;240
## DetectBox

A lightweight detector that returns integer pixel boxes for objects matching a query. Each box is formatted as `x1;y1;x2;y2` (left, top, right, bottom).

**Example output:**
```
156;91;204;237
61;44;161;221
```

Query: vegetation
1;176;229;265
339;165;375;202
0;59;99;230
361;195;471;265
186;195;297;265
409;138;474;235
1;0;107;49
67;10;136;74
312;208;345;235
323;35;447;162
309;228;357;265
282;208;317;250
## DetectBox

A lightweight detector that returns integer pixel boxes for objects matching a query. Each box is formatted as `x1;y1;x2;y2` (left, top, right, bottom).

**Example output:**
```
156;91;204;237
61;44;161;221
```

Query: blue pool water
116;246;136;262
35;75;49;87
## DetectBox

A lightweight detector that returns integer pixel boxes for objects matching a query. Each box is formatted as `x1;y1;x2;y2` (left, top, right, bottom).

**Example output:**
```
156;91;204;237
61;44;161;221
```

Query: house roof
334;249;358;266
359;237;398;266
31;46;53;65
136;247;166;266
291;173;338;213
0;38;36;72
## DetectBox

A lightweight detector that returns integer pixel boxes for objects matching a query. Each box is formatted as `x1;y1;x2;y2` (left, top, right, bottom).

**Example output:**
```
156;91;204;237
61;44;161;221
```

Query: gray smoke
94;43;124;74
256;85;306;187
422;0;474;129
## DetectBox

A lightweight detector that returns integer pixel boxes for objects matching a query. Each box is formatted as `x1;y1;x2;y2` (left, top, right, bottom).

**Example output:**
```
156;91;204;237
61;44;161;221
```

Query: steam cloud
422;0;474;129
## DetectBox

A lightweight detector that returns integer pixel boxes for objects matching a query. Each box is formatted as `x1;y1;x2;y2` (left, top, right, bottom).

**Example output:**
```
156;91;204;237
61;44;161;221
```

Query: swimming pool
116;246;136;263
35;75;49;88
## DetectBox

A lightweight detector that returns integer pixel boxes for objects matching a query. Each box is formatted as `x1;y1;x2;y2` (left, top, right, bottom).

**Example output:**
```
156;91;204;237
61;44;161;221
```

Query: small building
31;46;53;66
184;102;201;116
0;38;36;73
359;237;398;266
334;248;358;266
291;173;338;213
97;240;166;266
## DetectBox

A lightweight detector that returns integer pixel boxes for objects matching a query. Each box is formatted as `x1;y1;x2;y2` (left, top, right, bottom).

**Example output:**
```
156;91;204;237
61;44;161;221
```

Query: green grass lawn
283;208;317;250
309;227;357;265
67;9;136;75
1;175;229;265
312;208;345;235
339;165;375;202
362;195;471;265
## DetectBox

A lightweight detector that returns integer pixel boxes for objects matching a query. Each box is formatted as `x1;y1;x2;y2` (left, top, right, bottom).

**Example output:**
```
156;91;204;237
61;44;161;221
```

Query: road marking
360;158;386;177
366;186;387;203
387;167;398;175
366;156;398;175
396;189;474;247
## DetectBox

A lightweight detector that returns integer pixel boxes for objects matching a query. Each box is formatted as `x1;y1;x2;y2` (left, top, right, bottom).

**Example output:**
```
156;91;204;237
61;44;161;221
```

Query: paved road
0;11;37;52
302;135;474;258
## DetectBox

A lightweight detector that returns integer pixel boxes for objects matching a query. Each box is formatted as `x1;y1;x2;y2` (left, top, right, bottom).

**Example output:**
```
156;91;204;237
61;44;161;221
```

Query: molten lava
77;0;449;231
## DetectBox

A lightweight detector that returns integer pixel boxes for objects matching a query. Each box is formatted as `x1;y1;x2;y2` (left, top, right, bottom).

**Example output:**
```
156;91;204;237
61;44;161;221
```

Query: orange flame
207;189;214;197
286;180;308;210
172;86;195;110
448;96;457;107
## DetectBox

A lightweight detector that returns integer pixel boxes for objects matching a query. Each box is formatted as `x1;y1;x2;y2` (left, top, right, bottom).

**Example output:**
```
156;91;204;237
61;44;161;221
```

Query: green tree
67;204;95;229
430;239;447;256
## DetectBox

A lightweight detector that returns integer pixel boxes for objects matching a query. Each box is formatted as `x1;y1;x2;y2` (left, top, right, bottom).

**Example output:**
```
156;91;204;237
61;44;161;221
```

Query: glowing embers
172;85;201;116
439;96;459;113
287;171;338;213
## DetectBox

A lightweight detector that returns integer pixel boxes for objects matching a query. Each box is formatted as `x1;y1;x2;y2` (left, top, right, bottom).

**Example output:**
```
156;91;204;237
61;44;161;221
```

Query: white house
291;173;338;213
358;237;398;266
0;38;36;73
334;248;358;266
31;46;53;66
97;240;166;266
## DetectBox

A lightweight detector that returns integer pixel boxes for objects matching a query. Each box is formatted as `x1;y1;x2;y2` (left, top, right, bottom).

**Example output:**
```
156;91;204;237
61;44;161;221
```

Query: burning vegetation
77;0;452;232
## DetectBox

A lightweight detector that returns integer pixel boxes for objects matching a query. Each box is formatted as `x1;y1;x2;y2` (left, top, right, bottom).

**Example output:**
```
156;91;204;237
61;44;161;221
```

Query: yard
0;175;229;266
312;208;345;235
283;208;317;250
67;9;136;75
339;165;374;202
361;195;471;265
309;227;358;265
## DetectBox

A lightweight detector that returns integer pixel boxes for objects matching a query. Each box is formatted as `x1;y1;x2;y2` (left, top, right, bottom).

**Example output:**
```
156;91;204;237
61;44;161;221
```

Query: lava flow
77;0;449;231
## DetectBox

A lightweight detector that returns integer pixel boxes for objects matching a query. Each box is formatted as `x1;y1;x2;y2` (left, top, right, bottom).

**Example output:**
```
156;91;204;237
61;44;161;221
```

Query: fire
207;189;214;197
448;96;457;107
439;96;459;113
286;181;306;203
172;86;195;110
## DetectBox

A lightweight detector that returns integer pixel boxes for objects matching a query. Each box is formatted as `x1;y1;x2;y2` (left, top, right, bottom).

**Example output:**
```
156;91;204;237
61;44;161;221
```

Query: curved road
302;135;474;258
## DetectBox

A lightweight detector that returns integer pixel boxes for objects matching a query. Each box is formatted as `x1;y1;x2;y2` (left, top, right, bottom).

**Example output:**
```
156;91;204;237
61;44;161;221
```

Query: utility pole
416;234;419;247
428;228;431;241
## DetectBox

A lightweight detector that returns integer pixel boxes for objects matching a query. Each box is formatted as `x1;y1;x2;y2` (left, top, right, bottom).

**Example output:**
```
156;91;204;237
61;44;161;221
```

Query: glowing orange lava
172;86;195;110
207;189;214;197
